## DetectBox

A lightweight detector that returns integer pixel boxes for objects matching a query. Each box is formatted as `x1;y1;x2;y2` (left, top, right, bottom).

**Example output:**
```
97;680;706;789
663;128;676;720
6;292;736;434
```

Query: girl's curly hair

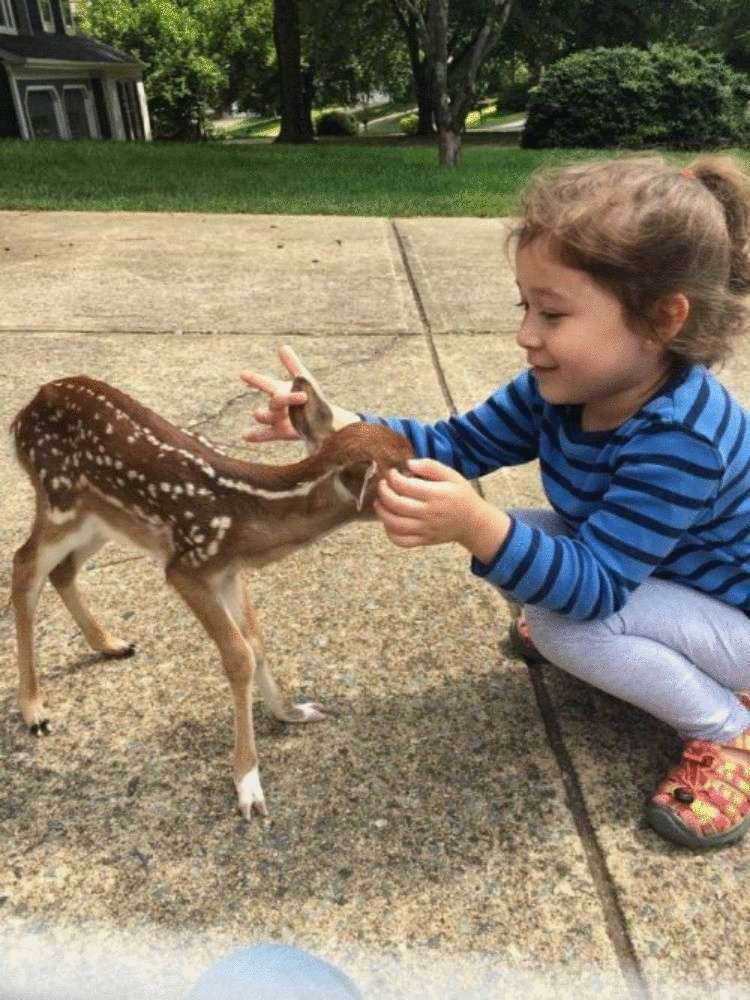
506;155;750;368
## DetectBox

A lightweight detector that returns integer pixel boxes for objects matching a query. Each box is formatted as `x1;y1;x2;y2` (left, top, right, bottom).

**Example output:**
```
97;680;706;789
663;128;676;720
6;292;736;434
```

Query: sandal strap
653;736;750;838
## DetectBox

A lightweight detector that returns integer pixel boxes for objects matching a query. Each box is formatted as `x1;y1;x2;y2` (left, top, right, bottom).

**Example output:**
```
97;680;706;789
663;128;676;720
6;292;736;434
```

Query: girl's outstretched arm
361;368;542;479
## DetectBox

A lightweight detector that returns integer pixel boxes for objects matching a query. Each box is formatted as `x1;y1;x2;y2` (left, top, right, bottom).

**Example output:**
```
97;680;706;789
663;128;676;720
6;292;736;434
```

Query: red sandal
646;693;750;849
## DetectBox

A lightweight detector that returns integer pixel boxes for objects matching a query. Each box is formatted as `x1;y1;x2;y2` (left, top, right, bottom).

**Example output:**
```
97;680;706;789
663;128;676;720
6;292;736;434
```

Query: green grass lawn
1;139;745;216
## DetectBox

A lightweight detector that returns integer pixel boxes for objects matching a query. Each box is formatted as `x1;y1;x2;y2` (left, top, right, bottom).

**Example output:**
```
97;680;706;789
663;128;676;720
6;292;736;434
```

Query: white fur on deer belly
236;767;264;807
48;507;78;525
38;518;101;568
86;513;171;565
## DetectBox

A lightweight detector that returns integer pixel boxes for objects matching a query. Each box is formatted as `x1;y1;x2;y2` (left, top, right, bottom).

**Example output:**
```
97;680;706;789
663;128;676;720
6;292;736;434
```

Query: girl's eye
516;301;564;322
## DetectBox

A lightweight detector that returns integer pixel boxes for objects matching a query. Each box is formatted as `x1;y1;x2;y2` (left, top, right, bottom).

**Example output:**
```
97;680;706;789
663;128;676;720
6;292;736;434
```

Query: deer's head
289;376;414;513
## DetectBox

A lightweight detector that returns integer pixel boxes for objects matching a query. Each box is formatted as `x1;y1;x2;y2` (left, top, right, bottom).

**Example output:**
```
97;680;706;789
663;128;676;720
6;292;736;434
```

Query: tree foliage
715;0;750;73
79;0;274;138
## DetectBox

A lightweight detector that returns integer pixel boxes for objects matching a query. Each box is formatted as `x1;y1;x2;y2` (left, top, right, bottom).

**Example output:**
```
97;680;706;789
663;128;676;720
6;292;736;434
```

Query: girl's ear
652;293;690;343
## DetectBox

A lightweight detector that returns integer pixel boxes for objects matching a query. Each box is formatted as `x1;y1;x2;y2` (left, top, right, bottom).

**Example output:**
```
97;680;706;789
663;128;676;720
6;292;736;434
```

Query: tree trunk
414;57;435;135
406;13;435;134
390;0;435;134
273;0;314;143
437;126;461;166
398;0;513;167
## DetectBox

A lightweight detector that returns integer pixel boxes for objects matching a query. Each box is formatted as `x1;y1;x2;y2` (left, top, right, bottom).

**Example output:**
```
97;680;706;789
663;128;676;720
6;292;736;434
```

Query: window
26;88;64;139
60;0;74;31
38;0;55;31
0;0;17;34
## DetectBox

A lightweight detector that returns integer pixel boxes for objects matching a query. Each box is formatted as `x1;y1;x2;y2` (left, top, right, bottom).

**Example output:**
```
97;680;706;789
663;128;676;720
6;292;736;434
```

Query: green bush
316;109;359;137
399;113;419;135
498;79;532;113
522;44;750;149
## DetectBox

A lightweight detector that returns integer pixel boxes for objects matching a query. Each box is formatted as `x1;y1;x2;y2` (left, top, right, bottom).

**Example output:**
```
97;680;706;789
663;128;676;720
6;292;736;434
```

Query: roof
0;32;144;67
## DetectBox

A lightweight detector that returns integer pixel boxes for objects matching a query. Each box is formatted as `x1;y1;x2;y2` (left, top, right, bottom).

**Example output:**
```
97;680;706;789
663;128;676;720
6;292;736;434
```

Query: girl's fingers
384;531;423;549
373;501;423;536
243;428;281;443
269;391;307;411
377;478;426;517
386;468;438;501
240;371;284;395
279;345;315;383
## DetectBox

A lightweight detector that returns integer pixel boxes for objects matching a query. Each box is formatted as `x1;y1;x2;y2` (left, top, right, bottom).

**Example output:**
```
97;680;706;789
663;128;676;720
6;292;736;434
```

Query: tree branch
393;0;430;52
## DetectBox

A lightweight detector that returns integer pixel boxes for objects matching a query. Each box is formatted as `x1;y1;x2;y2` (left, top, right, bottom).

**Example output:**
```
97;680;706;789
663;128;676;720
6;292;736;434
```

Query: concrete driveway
1;210;749;999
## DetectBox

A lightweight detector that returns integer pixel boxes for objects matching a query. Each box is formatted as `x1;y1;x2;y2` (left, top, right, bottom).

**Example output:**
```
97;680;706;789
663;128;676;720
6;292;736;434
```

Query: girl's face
515;237;672;429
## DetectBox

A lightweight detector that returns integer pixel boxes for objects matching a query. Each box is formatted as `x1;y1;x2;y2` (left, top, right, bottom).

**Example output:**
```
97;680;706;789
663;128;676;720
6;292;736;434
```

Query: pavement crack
187;390;249;432
526;661;651;999
390;220;457;419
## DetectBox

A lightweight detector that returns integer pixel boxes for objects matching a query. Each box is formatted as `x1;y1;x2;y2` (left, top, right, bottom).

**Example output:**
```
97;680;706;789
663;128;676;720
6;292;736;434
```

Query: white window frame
63;84;98;138
25;85;68;139
38;0;55;32
60;0;74;33
0;0;17;35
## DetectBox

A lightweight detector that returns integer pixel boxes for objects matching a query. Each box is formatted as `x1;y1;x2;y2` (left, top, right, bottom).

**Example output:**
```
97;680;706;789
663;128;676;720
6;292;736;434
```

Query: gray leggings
513;509;750;743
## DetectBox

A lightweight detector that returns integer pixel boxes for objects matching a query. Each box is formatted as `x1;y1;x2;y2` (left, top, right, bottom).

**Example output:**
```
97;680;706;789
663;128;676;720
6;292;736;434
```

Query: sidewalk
1;210;748;1000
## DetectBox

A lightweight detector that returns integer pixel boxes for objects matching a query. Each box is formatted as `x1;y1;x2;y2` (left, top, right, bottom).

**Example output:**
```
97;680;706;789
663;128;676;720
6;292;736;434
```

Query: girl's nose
516;316;543;351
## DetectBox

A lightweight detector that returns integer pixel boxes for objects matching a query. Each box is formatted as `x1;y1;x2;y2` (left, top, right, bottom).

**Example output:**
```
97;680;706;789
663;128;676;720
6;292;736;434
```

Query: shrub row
523;44;750;149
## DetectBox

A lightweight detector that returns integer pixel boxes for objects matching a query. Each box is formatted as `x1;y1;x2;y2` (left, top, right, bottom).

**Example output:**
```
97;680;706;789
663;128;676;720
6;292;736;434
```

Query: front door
64;88;92;139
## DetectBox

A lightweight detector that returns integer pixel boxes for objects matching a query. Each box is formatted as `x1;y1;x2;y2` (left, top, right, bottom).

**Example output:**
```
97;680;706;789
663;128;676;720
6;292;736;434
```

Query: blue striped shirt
363;364;750;620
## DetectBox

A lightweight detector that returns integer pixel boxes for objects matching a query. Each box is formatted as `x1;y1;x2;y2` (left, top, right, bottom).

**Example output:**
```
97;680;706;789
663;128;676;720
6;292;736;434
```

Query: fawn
10;372;413;819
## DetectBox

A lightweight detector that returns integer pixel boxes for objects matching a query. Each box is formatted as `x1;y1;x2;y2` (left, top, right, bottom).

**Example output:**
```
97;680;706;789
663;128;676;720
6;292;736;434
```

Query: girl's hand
374;458;511;560
240;345;313;443
241;345;359;444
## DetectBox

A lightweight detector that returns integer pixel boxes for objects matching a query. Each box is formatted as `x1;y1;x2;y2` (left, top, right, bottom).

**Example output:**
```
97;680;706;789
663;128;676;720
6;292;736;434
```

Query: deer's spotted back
11;376;236;566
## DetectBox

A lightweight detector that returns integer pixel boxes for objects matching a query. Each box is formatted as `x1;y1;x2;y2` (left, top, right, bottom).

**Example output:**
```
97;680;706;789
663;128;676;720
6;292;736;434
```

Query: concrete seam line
390;219;457;420
526;661;652;1000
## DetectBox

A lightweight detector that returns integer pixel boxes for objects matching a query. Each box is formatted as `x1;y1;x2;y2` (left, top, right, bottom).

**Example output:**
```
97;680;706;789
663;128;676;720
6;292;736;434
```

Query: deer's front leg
167;565;266;820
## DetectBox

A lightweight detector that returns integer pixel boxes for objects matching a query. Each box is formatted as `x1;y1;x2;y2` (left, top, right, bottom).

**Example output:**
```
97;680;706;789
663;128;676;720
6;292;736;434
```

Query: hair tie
681;167;697;180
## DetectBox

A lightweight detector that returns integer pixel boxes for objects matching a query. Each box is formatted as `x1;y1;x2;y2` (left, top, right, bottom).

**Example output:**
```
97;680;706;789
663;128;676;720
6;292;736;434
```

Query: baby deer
10;373;413;819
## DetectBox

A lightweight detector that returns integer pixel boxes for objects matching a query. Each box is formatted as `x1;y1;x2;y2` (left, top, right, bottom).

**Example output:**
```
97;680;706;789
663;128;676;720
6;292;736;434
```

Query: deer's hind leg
226;574;325;724
12;512;99;734
49;534;136;660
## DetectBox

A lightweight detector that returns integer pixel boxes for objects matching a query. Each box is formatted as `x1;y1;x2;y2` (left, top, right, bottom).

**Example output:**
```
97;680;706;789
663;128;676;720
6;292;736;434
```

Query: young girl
241;154;750;851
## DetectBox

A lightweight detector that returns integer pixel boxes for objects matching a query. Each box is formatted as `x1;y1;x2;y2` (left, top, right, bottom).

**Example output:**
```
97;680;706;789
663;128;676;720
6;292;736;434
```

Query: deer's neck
233;466;359;565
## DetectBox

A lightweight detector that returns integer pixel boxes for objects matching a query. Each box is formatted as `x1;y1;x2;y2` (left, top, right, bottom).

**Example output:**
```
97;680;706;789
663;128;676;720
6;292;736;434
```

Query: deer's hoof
236;767;267;821
292;701;327;723
239;799;269;821
29;719;50;737
103;642;137;660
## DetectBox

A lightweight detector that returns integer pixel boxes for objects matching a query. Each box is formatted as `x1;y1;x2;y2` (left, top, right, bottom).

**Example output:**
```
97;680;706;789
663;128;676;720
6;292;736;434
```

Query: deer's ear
339;460;378;512
356;460;378;512
289;376;334;451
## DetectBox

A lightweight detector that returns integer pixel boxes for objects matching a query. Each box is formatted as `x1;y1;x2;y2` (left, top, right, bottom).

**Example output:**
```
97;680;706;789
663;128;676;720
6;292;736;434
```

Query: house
0;0;151;140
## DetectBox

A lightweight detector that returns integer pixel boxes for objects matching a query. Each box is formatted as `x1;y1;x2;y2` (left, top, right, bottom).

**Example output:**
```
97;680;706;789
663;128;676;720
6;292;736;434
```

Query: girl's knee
523;604;613;662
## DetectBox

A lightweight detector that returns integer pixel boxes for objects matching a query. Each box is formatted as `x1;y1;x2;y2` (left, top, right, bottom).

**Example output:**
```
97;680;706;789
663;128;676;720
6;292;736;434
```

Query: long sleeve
471;423;724;619
360;369;541;479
